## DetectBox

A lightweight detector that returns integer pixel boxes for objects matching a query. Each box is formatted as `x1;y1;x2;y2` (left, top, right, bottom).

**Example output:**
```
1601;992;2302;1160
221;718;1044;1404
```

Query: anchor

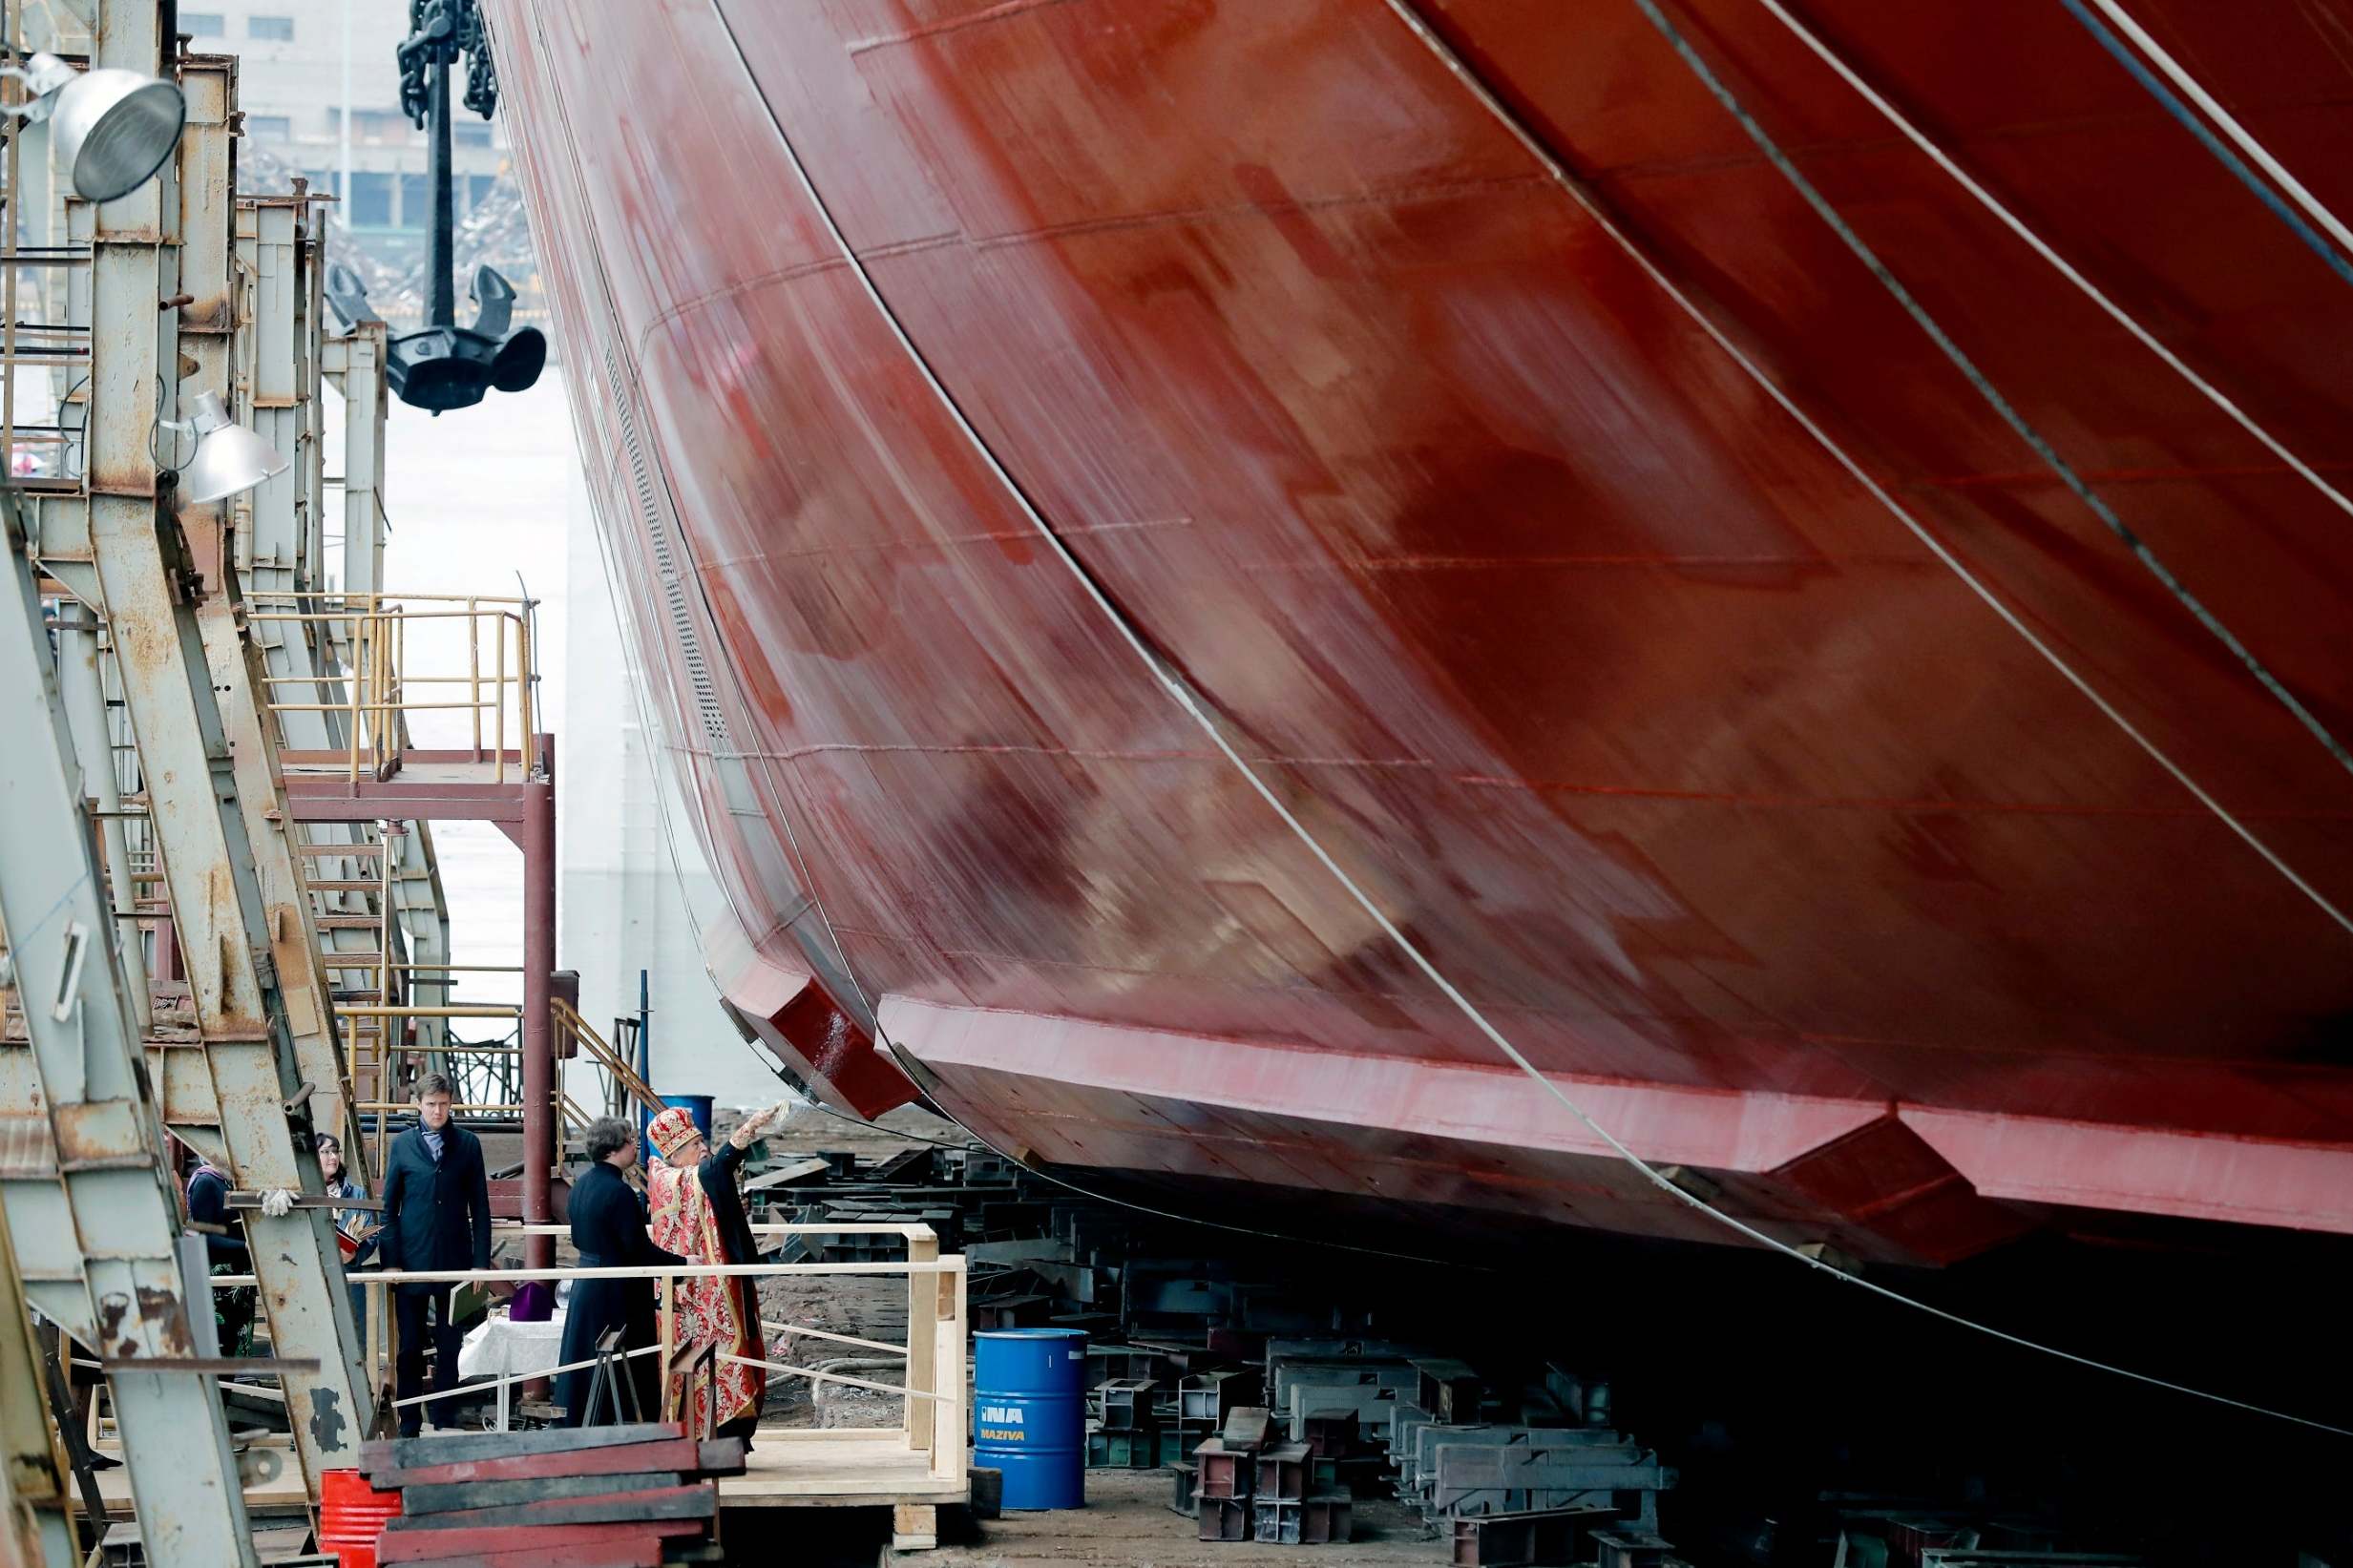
332;0;544;413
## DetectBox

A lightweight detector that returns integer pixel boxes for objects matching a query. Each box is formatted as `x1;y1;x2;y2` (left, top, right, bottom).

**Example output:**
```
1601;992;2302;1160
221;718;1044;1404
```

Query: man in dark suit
377;1073;492;1434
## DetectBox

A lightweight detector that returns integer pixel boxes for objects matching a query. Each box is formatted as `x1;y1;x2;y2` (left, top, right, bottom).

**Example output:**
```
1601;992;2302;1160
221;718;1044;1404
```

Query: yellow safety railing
553;996;668;1146
248;590;537;782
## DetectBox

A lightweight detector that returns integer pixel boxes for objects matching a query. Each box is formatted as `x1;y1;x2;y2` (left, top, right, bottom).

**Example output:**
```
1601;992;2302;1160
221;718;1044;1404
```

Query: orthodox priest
645;1100;788;1441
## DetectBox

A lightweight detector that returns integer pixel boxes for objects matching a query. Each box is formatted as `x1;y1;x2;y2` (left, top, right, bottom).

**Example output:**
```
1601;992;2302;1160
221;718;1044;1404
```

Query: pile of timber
352;1422;746;1566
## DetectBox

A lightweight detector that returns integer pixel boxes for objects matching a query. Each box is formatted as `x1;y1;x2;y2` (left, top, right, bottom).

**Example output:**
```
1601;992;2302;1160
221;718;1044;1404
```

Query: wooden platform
720;1426;968;1510
83;1424;968;1516
84;1439;310;1517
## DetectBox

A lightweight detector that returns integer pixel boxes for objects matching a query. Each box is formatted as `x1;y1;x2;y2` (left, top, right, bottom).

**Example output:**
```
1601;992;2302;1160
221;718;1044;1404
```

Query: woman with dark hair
314;1133;368;1231
184;1149;254;1355
557;1115;682;1424
315;1133;374;1330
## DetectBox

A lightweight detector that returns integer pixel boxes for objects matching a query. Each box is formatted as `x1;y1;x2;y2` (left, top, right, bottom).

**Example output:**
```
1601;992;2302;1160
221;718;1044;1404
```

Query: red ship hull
483;0;2353;1265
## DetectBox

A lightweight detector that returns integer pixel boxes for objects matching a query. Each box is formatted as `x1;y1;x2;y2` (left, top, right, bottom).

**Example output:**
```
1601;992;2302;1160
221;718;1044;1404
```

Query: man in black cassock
557;1115;681;1424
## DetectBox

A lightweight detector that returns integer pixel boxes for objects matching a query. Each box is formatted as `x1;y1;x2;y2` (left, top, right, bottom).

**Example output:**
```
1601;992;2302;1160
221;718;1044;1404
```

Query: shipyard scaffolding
0;10;572;1562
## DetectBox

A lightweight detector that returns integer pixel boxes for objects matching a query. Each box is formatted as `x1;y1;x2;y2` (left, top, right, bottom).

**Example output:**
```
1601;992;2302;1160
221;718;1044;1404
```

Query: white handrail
388;1343;661;1410
720;1352;943;1404
362;1261;955;1284
759;1319;906;1357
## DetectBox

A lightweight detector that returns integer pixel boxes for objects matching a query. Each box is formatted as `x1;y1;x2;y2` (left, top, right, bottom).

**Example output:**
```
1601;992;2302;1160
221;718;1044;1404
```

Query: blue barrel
973;1328;1087;1509
659;1094;713;1139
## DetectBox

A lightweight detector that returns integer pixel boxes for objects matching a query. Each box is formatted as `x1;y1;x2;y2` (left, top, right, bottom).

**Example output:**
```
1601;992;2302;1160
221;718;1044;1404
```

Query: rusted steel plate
389;1483;712;1532
373;1519;702;1563
365;1437;706;1489
389;1545;667;1568
399;1472;683;1516
361;1421;679;1472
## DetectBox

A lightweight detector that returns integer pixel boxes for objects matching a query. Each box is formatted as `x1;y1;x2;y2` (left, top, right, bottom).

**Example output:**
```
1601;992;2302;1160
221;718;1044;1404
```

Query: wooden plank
375;1519;702;1563
389;1484;713;1533
932;1262;967;1482
714;1437;968;1509
361;1422;681;1473
692;1438;747;1476
893;1501;938;1551
398;1471;682;1516
903;1231;938;1453
368;1437;706;1489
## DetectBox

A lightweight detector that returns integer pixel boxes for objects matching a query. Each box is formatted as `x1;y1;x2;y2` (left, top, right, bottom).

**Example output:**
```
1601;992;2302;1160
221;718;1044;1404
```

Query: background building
172;2;543;326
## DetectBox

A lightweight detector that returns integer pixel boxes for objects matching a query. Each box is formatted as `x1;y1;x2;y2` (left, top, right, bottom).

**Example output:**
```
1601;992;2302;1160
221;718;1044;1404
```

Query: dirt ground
919;1470;1444;1566
742;1100;950;1430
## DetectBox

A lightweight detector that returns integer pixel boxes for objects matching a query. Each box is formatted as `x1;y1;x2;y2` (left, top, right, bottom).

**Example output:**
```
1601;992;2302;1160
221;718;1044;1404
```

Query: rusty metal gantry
0;6;561;1563
0;13;365;1562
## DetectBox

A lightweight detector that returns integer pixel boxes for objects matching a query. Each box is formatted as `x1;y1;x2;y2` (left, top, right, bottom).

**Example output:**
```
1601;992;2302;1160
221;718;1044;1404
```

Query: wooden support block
892;1501;937;1551
375;1518;704;1562
693;1437;748;1476
368;1436;706;1488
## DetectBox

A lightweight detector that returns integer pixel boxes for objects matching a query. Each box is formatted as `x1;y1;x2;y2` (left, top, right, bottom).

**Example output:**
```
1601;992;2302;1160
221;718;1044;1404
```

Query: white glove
260;1188;296;1219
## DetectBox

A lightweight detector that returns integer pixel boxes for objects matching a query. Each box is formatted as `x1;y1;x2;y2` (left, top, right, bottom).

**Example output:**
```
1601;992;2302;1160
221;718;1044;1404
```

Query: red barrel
317;1468;401;1568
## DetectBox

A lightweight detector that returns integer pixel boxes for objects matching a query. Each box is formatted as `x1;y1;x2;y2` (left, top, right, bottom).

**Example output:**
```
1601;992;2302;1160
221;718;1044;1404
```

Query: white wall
355;376;779;1111
557;453;783;1110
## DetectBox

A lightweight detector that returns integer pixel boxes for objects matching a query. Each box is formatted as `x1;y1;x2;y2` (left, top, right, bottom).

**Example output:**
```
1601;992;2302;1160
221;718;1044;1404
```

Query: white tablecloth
456;1310;567;1382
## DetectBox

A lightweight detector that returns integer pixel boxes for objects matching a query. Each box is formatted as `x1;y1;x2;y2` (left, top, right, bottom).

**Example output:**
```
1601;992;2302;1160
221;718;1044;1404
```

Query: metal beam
0;1195;77;1566
174;84;368;1181
235;202;393;1022
324;324;387;599
0;486;260;1567
241;201;453;1093
325;314;456;1064
78;26;368;1488
56;617;152;1029
85;388;369;1495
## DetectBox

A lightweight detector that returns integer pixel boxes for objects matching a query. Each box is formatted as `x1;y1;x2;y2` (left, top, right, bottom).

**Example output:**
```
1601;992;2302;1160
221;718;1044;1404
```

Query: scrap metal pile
739;1141;1688;1558
1087;1341;1678;1559
732;1139;2165;1564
